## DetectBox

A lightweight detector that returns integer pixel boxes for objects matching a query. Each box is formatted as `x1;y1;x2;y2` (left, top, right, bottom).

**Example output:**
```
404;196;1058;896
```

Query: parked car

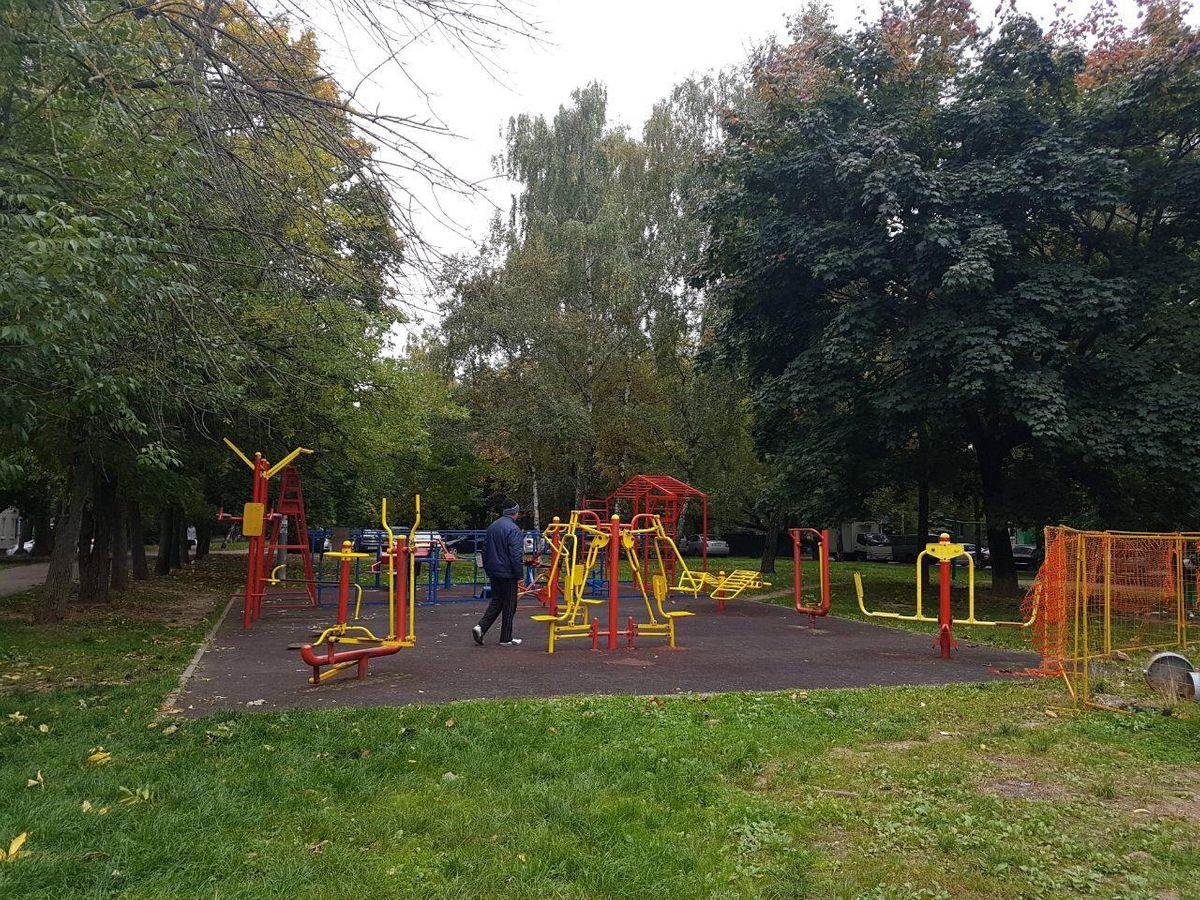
953;543;987;567
1011;544;1044;570
888;534;946;564
352;528;388;552
863;534;892;562
680;536;730;557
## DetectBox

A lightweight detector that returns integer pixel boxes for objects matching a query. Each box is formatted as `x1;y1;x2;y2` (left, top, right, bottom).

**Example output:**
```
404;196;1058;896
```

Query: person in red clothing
472;499;525;646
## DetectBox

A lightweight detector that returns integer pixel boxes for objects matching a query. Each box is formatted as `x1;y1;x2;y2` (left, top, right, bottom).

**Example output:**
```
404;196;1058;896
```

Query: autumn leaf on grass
25;771;43;789
0;832;29;863
118;786;152;806
86;747;113;766
7;711;26;724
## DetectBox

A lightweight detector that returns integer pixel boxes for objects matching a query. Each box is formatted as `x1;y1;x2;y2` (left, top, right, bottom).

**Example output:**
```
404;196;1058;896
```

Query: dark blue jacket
483;515;524;580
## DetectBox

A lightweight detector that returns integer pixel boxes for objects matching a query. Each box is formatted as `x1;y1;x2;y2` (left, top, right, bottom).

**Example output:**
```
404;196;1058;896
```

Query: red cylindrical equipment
790;527;831;623
243;454;269;630
395;535;409;638
937;534;955;658
335;541;353;626
548;529;561;616
608;515;620;651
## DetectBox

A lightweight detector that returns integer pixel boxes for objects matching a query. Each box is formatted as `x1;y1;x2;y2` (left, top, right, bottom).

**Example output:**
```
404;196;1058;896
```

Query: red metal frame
218;458;317;631
588;475;709;578
790;527;831;625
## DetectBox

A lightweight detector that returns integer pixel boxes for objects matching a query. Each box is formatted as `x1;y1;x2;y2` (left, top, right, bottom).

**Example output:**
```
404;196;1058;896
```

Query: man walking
473;498;525;646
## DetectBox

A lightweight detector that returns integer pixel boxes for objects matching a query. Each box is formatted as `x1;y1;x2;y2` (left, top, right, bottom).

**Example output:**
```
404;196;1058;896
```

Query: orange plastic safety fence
1022;526;1200;702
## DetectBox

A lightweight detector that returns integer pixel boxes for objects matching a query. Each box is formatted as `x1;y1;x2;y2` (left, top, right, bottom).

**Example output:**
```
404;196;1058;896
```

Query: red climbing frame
587;475;709;578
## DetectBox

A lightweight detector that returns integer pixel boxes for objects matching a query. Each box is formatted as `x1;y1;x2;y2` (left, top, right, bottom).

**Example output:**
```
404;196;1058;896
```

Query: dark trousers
479;576;518;642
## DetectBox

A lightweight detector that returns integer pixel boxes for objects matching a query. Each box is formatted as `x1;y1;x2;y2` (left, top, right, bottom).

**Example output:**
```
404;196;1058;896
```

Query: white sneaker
498;638;523;646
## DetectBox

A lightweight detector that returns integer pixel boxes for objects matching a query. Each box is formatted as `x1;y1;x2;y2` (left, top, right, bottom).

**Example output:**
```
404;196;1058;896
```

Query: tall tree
703;1;1200;593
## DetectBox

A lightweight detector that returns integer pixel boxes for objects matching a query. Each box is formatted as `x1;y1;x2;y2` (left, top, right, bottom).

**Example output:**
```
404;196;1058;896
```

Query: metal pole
336;541;352;627
608;515;620;651
937;533;954;658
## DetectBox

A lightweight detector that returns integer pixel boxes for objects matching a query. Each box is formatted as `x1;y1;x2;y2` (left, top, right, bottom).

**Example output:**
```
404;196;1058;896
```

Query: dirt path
0;561;49;598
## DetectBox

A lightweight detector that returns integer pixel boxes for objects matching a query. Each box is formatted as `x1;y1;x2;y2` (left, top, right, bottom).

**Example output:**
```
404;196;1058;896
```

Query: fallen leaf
118;786;152;806
441;771;460;782
97;806;110;816
306;840;331;854
245;699;266;707
81;801;93;813
87;749;113;766
162;724;178;736
37;724;49;734
1044;709;1059;719
25;771;43;789
7;712;26;724
444;718;455;728
0;832;29;863
517;852;527;863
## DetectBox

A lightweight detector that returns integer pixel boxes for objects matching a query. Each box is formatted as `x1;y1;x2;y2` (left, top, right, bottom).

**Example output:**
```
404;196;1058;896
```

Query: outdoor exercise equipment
217;438;317;630
854;533;1037;658
586;475;710;580
791;527;832;625
299;496;420;684
531;512;696;652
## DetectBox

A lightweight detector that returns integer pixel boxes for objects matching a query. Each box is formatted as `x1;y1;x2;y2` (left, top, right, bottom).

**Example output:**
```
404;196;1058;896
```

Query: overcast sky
311;0;1157;327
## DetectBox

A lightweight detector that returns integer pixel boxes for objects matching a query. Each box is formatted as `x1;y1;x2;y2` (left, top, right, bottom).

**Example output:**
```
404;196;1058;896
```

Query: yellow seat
664;610;694;618
530;614;557;622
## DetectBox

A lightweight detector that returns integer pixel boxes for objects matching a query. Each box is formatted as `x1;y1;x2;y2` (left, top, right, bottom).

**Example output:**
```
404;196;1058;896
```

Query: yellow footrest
664;611;695;618
530;615;558;622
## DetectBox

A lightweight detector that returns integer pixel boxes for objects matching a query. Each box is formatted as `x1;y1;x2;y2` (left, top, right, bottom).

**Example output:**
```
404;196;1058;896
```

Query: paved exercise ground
175;586;1038;714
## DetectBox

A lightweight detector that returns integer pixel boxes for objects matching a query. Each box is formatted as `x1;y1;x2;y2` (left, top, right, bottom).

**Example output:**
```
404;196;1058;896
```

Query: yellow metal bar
915;551;928;619
223;437;255;470
264;445;314;480
1177;535;1186;649
1103;535;1112;656
1080;534;1089;705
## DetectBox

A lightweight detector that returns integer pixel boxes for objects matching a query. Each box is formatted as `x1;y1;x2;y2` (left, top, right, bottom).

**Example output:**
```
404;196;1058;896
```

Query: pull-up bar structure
586;475;709;576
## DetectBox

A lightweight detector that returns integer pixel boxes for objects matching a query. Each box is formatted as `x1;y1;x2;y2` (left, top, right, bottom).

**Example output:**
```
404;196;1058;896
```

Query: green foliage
703;3;1200;573
438;77;764;529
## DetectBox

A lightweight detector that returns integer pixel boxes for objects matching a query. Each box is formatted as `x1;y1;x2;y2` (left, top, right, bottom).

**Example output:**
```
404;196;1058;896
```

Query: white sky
309;0;1156;331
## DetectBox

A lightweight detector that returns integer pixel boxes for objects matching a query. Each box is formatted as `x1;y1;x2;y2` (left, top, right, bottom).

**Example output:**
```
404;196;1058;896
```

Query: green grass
0;559;1197;898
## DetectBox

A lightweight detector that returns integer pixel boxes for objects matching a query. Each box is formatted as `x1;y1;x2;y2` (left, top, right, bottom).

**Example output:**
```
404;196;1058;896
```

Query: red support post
548;530;561;616
608;515;620;651
335;540;353;627
395;535;409;637
937;550;956;658
242;454;269;630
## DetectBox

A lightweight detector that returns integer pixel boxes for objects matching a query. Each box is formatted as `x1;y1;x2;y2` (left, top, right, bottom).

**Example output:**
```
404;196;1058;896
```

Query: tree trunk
917;475;931;587
76;494;97;603
111;490;129;592
156;507;174;576
530;466;541;534
175;513;190;568
83;471;117;604
760;521;779;575
975;434;1019;595
129;500;150;580
195;519;212;560
32;505;55;557
39;459;90;622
